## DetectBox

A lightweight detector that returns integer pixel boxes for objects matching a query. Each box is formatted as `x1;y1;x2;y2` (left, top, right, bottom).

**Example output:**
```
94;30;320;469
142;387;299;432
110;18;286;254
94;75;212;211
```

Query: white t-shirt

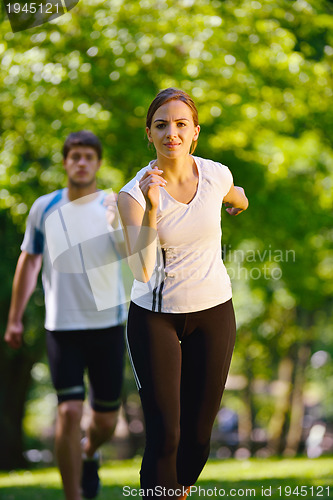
119;156;233;313
21;188;127;331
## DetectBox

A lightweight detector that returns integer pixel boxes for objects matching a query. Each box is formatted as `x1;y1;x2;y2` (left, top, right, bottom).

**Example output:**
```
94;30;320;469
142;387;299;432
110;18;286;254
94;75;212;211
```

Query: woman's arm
223;184;249;216
118;167;167;282
103;191;127;258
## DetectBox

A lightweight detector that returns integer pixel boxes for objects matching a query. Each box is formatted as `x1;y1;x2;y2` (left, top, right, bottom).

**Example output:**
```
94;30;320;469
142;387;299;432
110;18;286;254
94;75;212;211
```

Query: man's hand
4;321;24;349
4;251;42;350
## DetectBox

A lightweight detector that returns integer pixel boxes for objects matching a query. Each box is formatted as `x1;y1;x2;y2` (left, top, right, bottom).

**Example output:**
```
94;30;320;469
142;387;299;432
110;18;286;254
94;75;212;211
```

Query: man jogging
4;130;127;500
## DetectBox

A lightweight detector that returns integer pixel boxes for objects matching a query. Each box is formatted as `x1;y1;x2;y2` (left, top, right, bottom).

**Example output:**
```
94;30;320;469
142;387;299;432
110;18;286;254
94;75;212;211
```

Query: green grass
0;456;332;499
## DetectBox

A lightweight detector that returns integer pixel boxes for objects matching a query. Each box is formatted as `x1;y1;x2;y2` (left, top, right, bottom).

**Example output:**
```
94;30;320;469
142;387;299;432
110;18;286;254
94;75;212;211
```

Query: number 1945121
277;486;330;497
6;3;60;14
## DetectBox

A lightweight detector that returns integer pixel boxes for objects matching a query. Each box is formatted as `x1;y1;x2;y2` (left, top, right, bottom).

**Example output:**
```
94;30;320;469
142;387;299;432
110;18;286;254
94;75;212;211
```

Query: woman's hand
104;191;119;227
139;166;167;210
224;205;244;216
223;185;249;216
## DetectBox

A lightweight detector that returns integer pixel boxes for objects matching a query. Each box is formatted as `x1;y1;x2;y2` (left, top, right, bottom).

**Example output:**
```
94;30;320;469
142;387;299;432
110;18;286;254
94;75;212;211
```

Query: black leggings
126;299;236;498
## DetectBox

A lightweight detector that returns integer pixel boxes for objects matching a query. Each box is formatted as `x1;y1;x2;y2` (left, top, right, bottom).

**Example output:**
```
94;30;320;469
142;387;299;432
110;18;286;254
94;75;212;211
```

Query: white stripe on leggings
125;323;141;390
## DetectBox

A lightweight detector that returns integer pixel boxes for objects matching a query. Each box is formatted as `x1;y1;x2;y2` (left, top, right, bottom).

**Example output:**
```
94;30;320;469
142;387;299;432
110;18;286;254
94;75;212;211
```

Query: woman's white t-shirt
120;156;233;313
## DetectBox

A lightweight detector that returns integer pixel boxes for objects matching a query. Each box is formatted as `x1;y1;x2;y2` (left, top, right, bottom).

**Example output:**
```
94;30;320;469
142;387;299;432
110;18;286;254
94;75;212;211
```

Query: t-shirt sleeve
119;167;147;210
217;162;234;199
21;199;44;254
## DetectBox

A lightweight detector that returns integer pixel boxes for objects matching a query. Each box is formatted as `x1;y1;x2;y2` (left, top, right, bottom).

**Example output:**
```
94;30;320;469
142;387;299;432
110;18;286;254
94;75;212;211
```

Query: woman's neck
156;154;197;184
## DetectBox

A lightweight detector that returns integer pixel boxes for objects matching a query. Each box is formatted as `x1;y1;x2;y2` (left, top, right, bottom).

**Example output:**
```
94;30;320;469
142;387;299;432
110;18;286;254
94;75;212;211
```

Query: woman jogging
118;88;249;499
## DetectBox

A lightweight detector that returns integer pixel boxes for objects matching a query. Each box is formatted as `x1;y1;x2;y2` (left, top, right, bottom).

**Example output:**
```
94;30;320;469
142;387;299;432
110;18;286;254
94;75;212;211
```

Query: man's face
63;146;101;188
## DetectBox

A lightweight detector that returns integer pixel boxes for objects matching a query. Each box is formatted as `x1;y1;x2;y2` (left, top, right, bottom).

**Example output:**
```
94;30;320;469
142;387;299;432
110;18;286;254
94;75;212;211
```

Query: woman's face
146;100;200;160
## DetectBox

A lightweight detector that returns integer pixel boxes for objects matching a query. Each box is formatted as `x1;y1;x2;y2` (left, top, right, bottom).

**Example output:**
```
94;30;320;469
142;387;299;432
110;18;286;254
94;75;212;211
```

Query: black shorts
46;325;125;412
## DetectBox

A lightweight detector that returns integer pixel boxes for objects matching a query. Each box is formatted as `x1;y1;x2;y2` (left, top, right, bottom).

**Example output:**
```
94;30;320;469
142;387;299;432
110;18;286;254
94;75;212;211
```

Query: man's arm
4;251;42;349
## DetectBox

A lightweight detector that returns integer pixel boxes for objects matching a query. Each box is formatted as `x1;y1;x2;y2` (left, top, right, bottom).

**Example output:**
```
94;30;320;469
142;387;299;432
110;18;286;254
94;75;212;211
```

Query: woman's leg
177;299;236;486
126;302;185;497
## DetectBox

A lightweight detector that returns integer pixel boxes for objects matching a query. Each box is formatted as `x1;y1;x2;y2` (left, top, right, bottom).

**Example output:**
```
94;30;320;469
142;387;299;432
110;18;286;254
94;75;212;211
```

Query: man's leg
46;330;86;500
84;324;125;457
81;325;125;498
55;400;84;500
83;409;119;457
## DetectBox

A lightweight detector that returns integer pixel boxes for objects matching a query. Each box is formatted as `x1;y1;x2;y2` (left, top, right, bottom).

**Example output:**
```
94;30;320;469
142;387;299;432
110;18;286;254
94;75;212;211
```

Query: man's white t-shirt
21;188;127;331
119;156;233;313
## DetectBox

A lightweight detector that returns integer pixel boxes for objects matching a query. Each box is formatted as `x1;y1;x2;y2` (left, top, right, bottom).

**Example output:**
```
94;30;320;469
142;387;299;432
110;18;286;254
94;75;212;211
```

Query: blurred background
0;0;332;471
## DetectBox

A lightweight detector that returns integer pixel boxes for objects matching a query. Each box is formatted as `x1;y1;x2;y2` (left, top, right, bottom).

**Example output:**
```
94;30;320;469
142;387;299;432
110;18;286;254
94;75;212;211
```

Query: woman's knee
164;426;181;456
147;421;180;457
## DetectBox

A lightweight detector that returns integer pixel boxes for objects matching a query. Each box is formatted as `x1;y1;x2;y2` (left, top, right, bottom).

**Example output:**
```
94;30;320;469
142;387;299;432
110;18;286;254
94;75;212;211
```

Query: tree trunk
284;345;311;457
267;356;294;455
238;386;253;451
0;212;45;470
0;349;33;469
238;363;255;453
